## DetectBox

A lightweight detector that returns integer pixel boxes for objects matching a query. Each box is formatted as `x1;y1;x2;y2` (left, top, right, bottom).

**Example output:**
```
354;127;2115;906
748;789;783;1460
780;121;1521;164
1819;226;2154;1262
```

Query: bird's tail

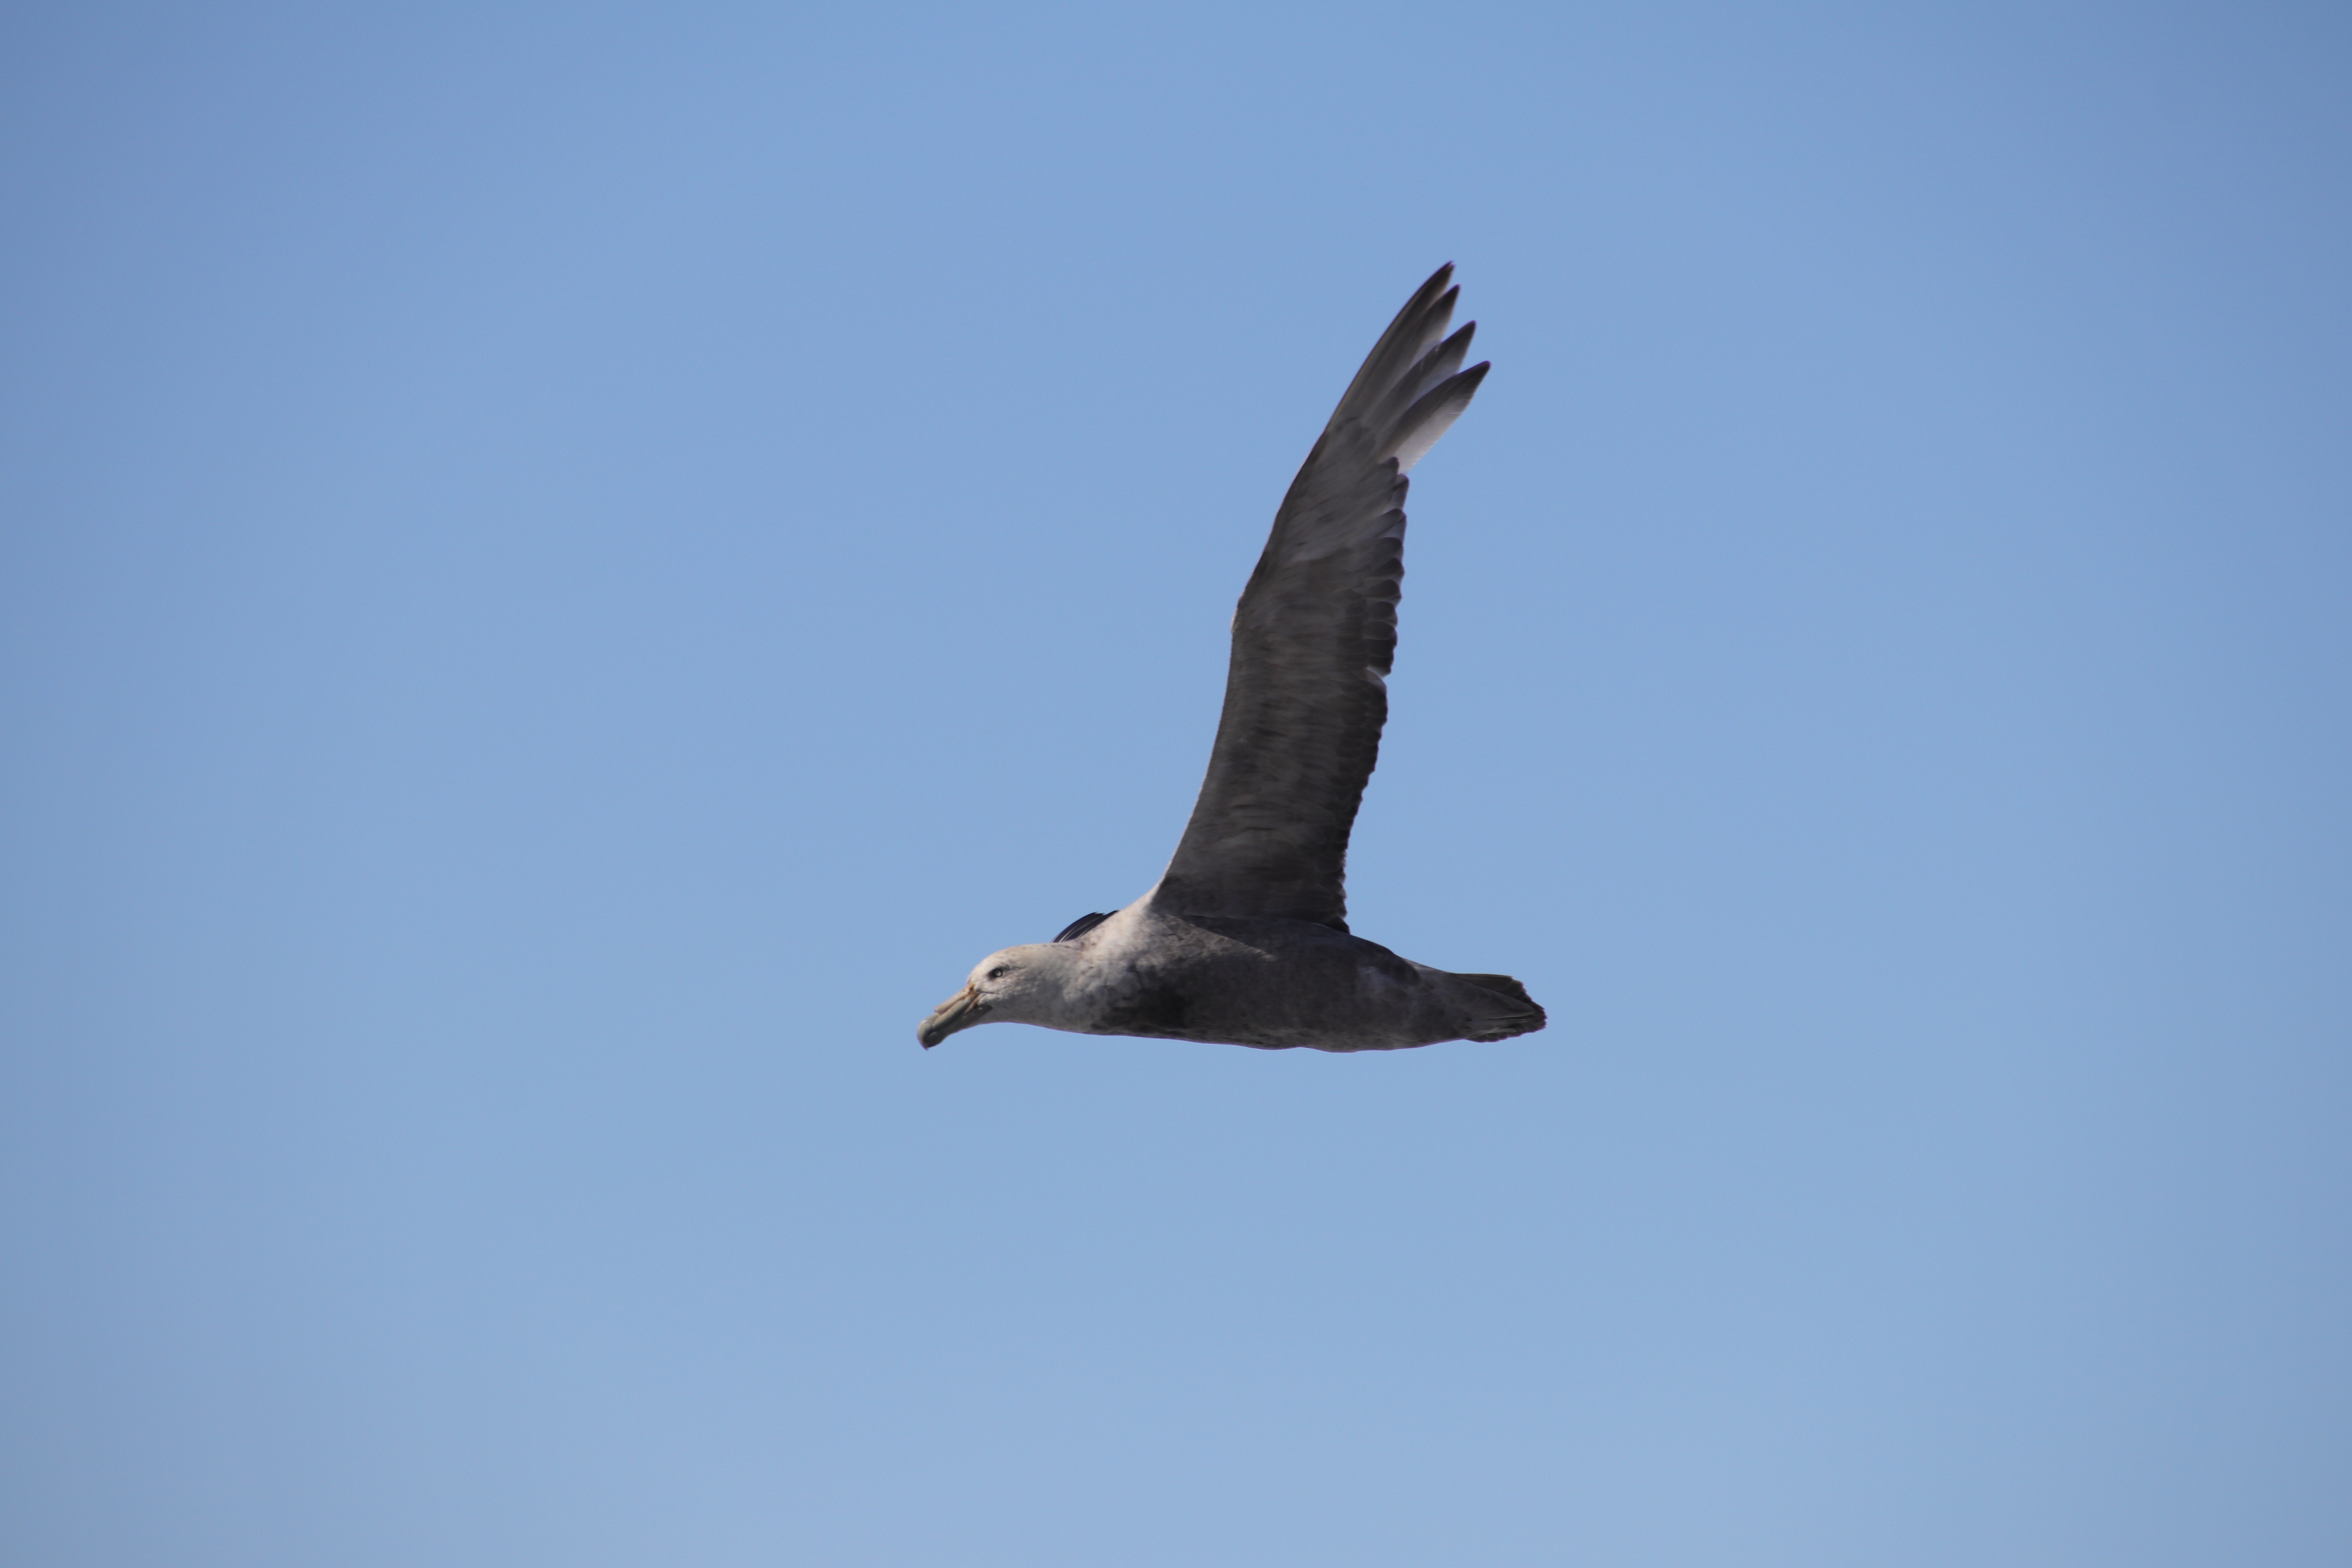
1452;973;1547;1041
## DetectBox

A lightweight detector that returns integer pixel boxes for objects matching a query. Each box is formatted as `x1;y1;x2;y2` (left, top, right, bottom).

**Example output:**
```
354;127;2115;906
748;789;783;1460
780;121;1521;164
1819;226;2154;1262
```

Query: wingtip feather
1328;267;1466;429
1386;361;1490;473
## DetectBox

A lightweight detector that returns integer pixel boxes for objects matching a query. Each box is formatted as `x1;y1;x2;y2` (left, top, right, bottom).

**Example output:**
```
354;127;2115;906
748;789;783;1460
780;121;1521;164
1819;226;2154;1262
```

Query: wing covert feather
1154;266;1490;929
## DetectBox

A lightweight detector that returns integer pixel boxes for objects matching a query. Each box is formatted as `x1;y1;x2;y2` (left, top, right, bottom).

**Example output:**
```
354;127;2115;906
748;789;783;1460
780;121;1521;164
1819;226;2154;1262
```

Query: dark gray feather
1155;266;1490;930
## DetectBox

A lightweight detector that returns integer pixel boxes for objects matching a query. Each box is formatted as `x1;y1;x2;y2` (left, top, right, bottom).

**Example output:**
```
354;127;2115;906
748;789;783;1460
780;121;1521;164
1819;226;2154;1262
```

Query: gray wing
1152;265;1490;932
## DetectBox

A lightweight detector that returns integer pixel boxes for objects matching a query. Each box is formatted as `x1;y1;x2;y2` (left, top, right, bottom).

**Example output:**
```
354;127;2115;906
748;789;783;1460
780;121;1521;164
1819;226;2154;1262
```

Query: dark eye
987;966;1009;980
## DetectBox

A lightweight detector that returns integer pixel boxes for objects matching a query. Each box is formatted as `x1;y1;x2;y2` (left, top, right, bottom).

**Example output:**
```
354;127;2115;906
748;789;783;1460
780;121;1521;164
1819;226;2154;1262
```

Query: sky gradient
4;2;2348;1563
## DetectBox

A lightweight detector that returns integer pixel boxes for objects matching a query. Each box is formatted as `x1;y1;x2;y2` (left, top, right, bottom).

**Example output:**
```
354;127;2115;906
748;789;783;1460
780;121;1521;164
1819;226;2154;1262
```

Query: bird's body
935;904;1541;1052
920;266;1544;1053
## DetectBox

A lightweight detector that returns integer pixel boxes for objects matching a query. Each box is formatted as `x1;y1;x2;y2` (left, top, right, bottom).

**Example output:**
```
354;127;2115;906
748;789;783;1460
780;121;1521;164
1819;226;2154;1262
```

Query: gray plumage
919;265;1543;1053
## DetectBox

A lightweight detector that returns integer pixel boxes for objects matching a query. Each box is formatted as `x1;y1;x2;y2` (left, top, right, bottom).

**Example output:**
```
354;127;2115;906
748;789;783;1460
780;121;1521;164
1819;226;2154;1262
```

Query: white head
916;942;1089;1048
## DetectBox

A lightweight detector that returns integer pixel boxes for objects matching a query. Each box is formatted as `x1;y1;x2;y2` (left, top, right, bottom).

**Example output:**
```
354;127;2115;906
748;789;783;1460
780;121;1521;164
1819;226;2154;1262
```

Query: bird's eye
987;966;1009;980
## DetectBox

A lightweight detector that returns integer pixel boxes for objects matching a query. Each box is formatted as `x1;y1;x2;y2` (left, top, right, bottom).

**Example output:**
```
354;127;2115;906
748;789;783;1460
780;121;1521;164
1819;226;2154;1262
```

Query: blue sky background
4;2;2347;1563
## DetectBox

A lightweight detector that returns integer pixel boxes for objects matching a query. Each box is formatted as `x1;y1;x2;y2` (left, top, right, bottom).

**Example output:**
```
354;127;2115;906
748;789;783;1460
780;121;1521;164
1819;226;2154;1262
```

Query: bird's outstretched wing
1152;265;1489;932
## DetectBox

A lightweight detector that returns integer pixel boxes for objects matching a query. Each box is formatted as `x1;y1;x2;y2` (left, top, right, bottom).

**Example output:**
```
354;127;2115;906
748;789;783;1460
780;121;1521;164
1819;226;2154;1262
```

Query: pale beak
916;984;991;1049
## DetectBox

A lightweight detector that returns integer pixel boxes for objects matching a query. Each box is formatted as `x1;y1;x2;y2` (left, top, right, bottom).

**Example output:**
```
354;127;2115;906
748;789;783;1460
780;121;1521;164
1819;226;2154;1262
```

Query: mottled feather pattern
1157;265;1490;931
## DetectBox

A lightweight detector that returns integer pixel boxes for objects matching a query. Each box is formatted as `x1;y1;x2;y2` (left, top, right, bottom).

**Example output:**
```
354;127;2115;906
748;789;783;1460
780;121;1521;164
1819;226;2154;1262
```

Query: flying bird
920;265;1544;1052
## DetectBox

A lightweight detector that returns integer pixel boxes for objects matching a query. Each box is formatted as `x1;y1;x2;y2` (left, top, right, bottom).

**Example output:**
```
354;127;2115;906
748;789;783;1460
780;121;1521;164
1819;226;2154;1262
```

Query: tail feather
1452;972;1546;1041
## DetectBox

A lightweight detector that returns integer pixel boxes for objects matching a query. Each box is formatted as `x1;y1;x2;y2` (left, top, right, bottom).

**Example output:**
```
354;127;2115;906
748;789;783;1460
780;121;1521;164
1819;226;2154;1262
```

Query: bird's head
917;943;1084;1048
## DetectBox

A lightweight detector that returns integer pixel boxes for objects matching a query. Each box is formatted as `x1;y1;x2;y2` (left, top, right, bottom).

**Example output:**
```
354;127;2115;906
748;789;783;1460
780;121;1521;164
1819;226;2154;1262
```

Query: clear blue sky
4;3;2347;1563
